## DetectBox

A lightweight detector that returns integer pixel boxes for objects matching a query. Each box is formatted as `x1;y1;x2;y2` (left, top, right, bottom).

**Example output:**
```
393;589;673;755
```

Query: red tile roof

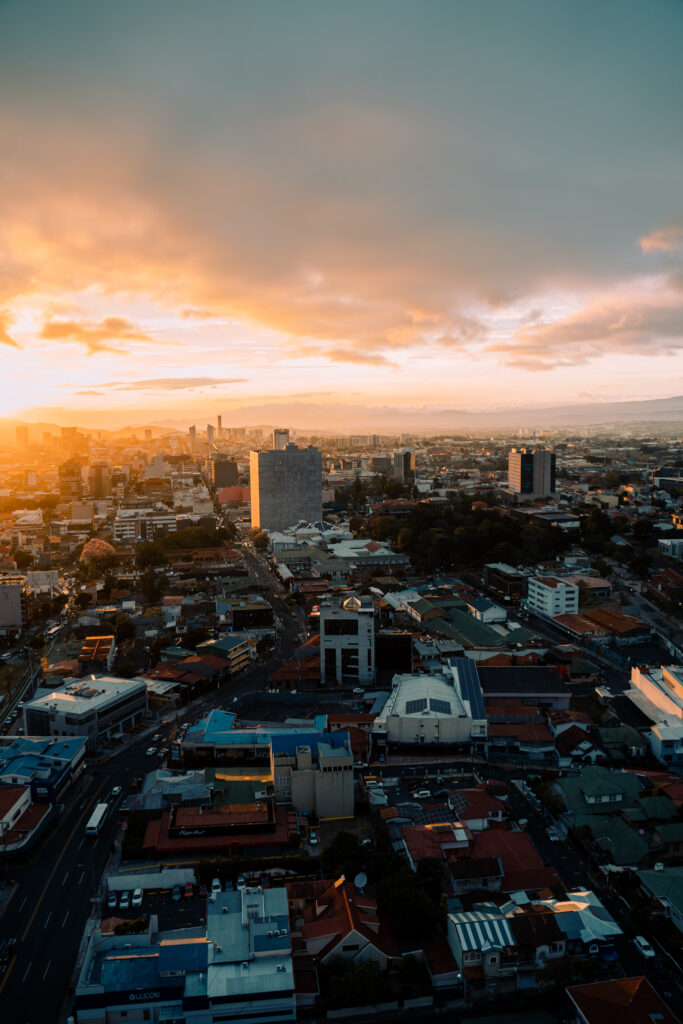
567;976;681;1024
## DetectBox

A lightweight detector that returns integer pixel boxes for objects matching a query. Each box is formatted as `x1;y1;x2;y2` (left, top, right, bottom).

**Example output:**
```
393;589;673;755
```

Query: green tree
253;532;269;551
13;548;35;570
74;592;93;610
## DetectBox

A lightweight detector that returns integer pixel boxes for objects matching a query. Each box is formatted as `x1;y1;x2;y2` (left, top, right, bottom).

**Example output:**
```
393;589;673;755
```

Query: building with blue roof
0;734;87;802
75;886;294;1024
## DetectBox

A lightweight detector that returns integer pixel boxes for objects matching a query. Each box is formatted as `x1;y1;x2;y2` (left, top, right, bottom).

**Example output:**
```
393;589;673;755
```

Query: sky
1;0;683;429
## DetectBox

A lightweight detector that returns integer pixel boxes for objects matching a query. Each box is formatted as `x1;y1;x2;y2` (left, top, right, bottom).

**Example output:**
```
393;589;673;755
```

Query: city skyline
2;0;683;427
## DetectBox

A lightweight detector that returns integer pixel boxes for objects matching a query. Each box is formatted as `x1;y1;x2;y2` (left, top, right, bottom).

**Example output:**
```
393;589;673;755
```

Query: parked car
132;888;143;908
145;747;157;756
412;789;431;800
171;885;182;902
199;884;208;899
546;828;560;842
119;891;130;910
111;786;122;797
236;875;246;891
211;877;222;897
107;891;118;910
634;935;655;958
308;831;319;846
184;882;194;899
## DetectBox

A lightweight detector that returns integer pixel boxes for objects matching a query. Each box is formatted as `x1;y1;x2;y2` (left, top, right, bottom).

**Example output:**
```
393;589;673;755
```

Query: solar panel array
405;697;428;715
448;790;469;818
430;698;451;715
453;657;486;720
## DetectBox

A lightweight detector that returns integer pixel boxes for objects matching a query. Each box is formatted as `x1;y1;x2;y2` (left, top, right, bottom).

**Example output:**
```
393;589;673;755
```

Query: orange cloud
39;316;157;354
640;221;683;253
0;309;20;348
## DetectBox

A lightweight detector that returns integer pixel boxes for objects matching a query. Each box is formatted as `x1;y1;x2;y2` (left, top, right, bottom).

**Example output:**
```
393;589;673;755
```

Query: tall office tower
15;425;29;447
188;425;197;450
58;460;83;498
207;424;215;446
393;449;415;486
272;428;290;450
217;415;222;438
211;454;238;488
250;443;322;532
507;448;556;499
144;429;152;441
320;596;375;686
89;460;112;498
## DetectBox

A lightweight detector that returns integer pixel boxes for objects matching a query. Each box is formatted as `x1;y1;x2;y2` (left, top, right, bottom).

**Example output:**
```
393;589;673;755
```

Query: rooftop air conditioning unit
277;965;286;973
222;906;228;913
242;962;249;969
268;931;273;937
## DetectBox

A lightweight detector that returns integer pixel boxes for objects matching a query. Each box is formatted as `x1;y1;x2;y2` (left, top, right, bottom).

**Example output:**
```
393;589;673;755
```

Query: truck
85;802;109;836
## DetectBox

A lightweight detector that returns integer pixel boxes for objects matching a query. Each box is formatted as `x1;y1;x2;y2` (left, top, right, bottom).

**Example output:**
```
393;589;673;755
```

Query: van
211;877;222;897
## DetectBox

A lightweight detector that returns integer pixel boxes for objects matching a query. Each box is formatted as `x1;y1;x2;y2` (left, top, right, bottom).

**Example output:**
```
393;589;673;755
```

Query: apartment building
527;576;579;618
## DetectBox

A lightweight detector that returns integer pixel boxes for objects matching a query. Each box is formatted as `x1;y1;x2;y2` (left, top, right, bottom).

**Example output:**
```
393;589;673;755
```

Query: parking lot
105;883;209;931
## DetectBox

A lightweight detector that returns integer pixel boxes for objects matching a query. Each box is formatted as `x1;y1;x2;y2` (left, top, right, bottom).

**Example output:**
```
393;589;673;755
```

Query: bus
85;802;109;836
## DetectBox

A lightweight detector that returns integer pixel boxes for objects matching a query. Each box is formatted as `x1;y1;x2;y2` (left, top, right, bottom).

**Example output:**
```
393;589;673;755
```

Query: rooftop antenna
353;871;368;893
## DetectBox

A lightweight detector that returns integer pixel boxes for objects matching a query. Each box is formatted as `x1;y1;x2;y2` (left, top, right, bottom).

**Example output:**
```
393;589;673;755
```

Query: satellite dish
353;872;368;891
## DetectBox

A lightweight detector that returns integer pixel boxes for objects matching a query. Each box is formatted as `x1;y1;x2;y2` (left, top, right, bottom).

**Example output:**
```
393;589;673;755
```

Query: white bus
85;802;109;836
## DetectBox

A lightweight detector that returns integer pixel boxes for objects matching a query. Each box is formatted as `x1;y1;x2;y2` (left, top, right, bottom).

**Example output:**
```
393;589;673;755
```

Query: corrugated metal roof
450;910;515;952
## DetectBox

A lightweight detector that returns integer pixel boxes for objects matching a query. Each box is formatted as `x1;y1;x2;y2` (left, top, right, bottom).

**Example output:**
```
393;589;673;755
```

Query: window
342;943;360;952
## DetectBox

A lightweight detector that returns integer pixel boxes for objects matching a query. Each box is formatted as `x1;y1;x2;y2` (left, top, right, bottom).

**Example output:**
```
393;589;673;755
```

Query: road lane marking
0;956;17;996
62;910;69;926
77;835;85;849
44;911;52;927
62;870;70;885
78;871;85;885
42;960;51;980
22;961;32;983
19;896;27;912
21;780;106;943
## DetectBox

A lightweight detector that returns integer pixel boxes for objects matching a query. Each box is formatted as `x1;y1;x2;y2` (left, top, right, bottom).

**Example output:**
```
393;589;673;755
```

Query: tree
139;567;164;603
13;548;35;570
253;532;269;552
74;592;93;610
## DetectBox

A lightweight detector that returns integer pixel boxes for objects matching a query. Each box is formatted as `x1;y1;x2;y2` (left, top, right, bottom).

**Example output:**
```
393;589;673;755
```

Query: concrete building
88;460;112;498
320;595;375;687
74;886;295;1024
393;448;415;486
207;423;215;446
250;444;322;533
0;573;27;636
527;576;579;618
508;448;556;500
23;676;148;751
271;732;354;819
211;454;238;488
113;506;178;542
373;673;475;748
58;459;83;498
272;428;290;450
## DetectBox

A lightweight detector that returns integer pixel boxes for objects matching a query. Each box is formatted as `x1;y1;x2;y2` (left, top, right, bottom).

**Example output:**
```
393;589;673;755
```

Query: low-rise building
527;576;579;619
22;675;148;750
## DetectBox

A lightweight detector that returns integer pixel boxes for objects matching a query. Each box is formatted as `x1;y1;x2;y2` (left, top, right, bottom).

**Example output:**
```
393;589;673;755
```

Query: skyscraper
207;424;215;446
217;415;222;438
250;443;322;532
272;428;290;450
211;454;238;488
507;448;556;500
393;449;415;486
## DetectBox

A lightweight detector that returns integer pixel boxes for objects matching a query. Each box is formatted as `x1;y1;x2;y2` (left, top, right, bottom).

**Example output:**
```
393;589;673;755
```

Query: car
171;885;182;902
412;789;431;800
546;828;560;842
132;888;143;908
111;786;122;797
236;875;246;891
145;747;157;756
107;891;118;909
3;718;11;726
308;831;319;846
184;882;194;899
119;891;130;910
153;733;162;741
211;877;222;897
199;884;208;899
634;935;655;958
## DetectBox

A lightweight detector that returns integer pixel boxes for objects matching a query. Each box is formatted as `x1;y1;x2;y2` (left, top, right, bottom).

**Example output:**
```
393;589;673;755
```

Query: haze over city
2;0;683;431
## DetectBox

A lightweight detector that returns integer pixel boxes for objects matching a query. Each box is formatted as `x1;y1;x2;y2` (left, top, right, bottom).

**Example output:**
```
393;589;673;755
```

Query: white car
119;891;130;910
633;935;655;958
236;875;246;891
145;746;157;756
111;786;122;797
211;877;222;897
546;828;560;842
412;789;431;800
131;888;143;908
308;831;319;846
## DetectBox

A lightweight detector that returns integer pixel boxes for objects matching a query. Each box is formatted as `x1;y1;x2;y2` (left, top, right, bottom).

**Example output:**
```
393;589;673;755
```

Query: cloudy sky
2;0;683;427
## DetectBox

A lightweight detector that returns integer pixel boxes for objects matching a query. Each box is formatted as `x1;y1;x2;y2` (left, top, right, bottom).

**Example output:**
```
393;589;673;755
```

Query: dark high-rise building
211;455;238;488
508;448;556;499
250;443;322;531
393;449;415;486
59;460;83;498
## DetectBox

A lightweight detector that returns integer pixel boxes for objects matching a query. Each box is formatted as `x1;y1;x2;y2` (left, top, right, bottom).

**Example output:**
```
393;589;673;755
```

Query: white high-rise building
527;576;579;618
320;596;375;686
250;443;322;532
273;428;290;450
